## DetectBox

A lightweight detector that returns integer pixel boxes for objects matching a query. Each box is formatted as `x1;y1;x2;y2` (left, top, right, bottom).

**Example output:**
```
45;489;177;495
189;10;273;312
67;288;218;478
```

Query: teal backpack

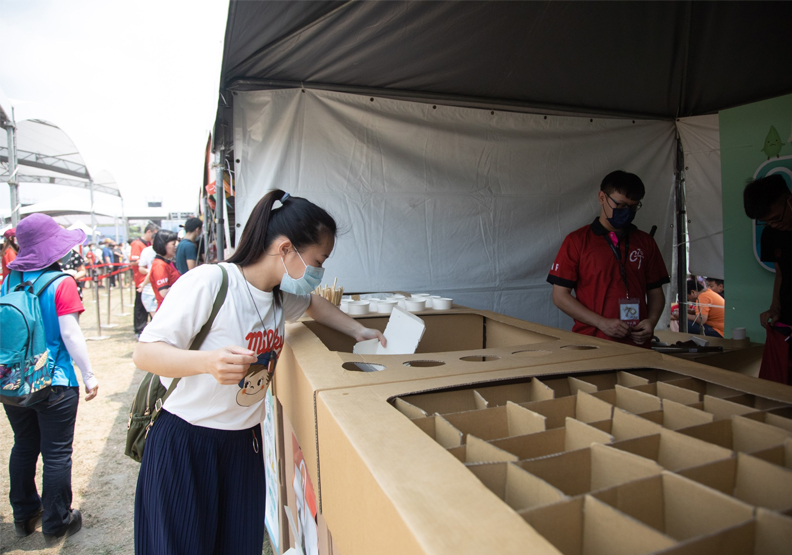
0;270;68;407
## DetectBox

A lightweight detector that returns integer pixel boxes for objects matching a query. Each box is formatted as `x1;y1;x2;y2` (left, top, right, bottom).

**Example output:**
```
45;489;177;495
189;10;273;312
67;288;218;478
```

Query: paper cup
340;300;349;313
377;299;398;314
432;297;453;310
388;296;407;309
405;298;426;312
732;327;746;340
347;301;370;315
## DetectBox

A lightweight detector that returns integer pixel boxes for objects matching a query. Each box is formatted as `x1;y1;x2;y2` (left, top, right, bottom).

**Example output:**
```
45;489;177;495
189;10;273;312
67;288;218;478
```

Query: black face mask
59;251;73;267
607;207;636;230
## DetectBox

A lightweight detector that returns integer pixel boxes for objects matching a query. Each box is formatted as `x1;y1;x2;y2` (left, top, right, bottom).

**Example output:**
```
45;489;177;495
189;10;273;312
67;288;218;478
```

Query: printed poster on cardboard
264;387;280;554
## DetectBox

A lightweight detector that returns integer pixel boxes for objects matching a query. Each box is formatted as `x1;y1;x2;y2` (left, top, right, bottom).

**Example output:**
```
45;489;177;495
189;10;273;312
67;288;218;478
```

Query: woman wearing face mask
547;170;670;348
132;190;384;555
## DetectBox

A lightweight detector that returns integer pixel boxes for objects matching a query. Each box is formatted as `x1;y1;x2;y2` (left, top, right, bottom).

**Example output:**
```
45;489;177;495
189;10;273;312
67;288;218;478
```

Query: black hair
600;170;646;201
686;279;703;295
706;278;723;287
226;189;337;305
144;222;160;234
743;174;791;220
153;230;178;256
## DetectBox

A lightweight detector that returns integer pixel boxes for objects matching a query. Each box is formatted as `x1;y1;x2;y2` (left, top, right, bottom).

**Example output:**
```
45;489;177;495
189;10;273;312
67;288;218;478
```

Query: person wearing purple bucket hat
1;213;99;546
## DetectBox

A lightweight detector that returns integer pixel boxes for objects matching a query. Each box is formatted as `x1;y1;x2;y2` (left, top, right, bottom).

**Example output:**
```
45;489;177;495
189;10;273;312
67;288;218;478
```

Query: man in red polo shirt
547;170;669;348
131;223;158;336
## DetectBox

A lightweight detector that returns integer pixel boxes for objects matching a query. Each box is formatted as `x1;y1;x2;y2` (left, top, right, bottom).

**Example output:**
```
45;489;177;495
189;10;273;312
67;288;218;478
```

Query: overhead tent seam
226;79;676;122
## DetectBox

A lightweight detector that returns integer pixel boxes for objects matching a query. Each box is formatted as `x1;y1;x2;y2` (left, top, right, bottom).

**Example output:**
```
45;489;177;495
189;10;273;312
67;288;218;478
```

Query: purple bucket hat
7;213;86;272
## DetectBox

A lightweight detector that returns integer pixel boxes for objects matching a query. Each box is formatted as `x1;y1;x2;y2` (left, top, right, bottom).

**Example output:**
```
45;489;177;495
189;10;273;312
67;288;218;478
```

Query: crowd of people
0;171;789;551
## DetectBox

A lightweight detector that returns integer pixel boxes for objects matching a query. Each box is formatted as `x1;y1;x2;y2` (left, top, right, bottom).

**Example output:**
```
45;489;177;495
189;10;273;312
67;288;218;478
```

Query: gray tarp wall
234;89;676;325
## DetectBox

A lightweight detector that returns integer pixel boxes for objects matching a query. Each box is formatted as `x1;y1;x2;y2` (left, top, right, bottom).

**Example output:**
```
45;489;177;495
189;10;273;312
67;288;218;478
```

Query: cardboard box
609;428;734;471
311;351;792;554
676;415;792;454
678;452;792;512
520;495;677;555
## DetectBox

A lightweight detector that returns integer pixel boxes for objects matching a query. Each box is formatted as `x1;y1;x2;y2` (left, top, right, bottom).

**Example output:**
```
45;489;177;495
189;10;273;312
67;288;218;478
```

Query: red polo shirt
547;218;670;347
130;238;150;287
149;256;181;309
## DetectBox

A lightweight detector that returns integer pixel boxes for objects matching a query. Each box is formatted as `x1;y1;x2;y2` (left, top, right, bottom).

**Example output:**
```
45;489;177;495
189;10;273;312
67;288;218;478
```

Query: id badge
619;298;640;326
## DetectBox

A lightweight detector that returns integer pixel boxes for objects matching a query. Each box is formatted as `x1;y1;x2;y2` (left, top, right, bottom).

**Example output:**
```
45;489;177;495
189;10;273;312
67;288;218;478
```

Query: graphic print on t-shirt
237;327;284;407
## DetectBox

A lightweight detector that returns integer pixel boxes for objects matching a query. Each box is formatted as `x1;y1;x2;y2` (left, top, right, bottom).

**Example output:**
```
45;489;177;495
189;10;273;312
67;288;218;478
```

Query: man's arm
760;263;783;328
551;285;630;338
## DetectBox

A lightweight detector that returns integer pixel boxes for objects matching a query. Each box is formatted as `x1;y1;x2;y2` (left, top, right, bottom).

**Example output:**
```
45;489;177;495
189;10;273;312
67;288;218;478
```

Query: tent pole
202;187;209;265
121;197;129;243
6;109;19;226
214;149;225;262
675;133;688;334
89;180;97;245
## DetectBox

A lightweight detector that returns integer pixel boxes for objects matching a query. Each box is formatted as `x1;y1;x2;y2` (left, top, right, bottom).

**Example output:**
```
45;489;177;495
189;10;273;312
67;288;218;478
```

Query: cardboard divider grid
591;472;754;541
609;428;734;472
676;415;792;455
302;341;792;554
679;453;792;514
752;437;792;469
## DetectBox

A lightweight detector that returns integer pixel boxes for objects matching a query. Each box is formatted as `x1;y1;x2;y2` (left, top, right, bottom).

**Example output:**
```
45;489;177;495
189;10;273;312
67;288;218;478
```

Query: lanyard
605;232;630;298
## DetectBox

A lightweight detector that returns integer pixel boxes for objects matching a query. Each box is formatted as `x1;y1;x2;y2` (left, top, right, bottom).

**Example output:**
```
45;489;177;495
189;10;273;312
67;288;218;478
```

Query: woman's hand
202;346;257;385
355;327;387;347
85;385;98;401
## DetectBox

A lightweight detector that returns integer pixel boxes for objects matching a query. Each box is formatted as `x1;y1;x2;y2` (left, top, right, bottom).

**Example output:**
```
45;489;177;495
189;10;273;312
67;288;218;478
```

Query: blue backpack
0;270;68;407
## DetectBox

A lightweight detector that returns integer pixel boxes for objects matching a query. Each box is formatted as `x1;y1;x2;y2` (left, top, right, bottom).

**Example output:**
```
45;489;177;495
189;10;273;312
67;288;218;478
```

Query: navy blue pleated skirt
134;410;265;555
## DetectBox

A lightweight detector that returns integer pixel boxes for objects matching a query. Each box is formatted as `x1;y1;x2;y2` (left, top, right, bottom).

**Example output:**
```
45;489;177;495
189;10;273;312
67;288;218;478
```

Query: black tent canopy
214;0;792;145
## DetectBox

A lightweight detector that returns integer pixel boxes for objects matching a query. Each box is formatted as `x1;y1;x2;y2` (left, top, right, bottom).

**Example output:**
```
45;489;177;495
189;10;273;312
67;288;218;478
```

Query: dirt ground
1;282;274;554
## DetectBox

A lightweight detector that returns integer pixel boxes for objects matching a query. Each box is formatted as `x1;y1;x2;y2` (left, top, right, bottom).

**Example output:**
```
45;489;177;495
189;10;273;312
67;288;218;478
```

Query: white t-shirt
138;246;156;296
138;262;311;430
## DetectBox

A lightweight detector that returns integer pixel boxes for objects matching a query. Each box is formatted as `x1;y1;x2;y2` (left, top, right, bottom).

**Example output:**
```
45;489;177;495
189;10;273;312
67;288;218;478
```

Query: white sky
0;0;229;218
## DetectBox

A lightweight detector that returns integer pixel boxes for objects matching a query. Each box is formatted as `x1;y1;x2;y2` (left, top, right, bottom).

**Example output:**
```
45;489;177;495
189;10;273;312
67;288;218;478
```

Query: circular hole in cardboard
559;345;598;351
511;349;552;356
459;355;501;362
403;360;446;368
341;362;387;373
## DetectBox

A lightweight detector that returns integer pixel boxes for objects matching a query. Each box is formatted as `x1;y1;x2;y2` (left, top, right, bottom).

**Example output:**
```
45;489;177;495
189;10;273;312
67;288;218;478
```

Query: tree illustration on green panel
761;125;785;159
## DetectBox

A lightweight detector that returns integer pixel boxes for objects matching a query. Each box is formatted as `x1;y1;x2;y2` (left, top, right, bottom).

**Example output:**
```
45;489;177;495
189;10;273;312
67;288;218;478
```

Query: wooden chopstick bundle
312;279;344;306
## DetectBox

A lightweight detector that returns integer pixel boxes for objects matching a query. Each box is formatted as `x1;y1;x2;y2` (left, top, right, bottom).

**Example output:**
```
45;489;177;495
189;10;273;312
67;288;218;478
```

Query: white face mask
279;249;324;295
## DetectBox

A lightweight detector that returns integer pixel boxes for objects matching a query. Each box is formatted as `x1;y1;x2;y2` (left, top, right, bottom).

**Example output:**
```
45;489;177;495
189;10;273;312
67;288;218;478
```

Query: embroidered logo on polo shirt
629;248;645;269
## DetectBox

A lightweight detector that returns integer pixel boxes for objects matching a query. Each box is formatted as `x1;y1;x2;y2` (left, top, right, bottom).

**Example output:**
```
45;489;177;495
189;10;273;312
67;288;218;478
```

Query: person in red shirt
148;230;181;310
131;223;159;335
547;170;670;348
1;228;19;282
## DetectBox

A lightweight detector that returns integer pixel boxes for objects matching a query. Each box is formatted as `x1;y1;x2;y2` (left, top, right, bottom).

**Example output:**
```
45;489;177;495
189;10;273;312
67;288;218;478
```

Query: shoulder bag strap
159;265;228;404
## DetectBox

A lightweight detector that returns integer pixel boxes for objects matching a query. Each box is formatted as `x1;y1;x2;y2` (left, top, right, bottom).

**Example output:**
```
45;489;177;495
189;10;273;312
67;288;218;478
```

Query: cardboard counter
274;307;642;509
315;353;792;555
653;330;764;377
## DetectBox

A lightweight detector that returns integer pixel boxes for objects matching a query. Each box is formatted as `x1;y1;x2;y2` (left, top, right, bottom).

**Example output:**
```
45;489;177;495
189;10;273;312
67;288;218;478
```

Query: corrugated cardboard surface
315;355;792;555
